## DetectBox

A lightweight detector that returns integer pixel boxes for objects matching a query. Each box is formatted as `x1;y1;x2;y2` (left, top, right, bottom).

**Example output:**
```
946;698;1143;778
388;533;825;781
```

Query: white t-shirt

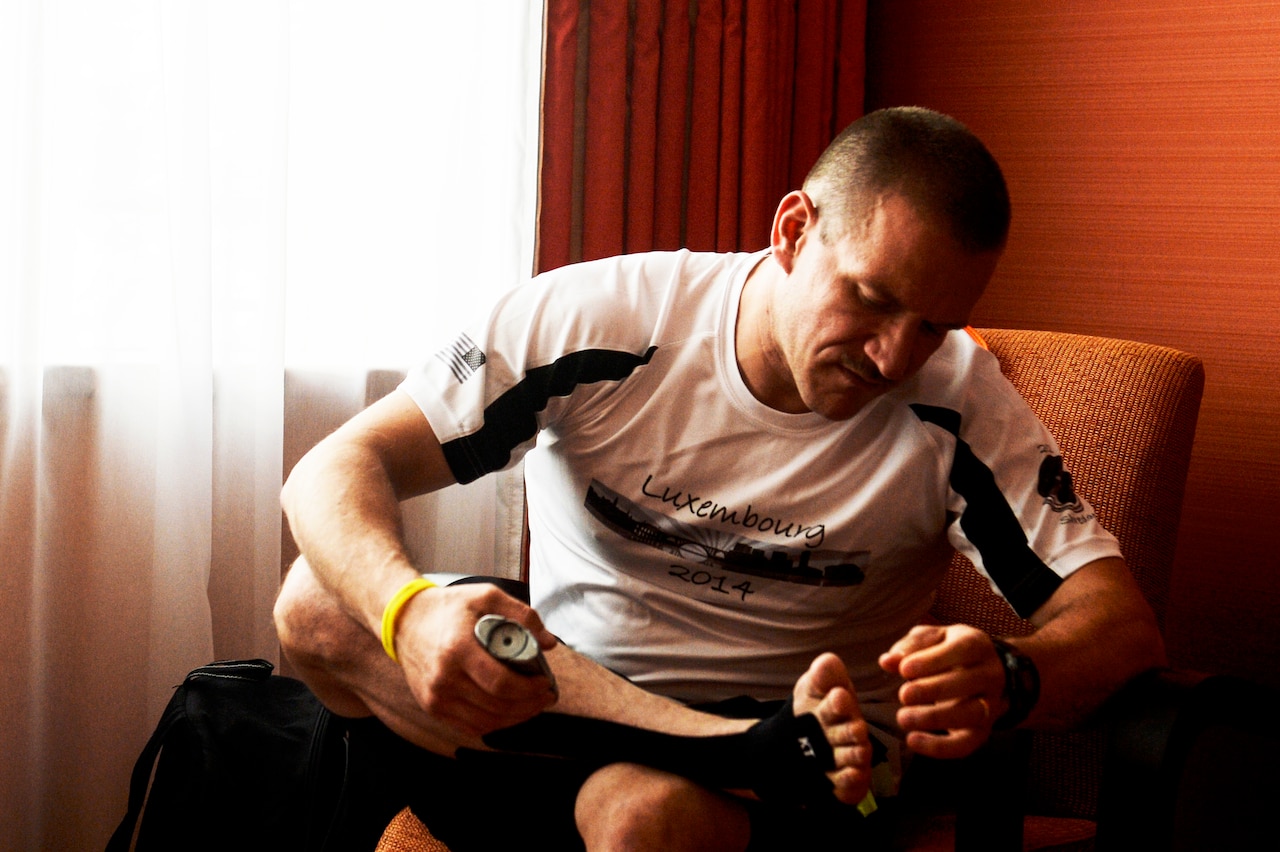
401;249;1121;723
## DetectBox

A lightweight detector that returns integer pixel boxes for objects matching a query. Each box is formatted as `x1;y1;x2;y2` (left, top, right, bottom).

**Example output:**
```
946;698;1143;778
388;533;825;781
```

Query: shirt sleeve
397;255;671;484
921;342;1124;618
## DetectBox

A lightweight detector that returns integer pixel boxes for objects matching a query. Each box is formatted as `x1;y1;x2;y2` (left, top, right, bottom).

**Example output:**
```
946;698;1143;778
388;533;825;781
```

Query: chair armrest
1095;668;1277;851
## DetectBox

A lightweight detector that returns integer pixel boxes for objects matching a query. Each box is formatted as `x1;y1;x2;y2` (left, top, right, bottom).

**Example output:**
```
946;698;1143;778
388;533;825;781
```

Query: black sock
480;698;836;807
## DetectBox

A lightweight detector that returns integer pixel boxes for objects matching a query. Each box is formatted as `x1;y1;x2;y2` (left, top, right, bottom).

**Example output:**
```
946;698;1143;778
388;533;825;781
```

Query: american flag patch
436;333;486;383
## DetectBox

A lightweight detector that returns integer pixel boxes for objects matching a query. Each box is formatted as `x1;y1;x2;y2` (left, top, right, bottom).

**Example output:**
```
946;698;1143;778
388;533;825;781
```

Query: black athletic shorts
335;708;889;852
334;575;890;850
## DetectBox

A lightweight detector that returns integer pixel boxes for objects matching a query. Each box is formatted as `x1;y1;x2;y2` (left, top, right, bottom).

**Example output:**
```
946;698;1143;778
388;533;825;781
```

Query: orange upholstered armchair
376;329;1272;851
893;328;1206;851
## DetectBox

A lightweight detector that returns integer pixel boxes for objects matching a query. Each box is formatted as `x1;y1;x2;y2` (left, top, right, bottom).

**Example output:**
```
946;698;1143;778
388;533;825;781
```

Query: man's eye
856;289;892;312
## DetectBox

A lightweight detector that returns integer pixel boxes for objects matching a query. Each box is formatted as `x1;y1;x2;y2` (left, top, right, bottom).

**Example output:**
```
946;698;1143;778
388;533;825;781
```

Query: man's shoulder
898;331;1042;433
907;330;1003;401
527;249;764;331
536;248;763;288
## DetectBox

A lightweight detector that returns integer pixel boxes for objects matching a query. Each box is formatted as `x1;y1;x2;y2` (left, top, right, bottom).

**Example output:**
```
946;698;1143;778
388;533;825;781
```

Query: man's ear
770;190;818;273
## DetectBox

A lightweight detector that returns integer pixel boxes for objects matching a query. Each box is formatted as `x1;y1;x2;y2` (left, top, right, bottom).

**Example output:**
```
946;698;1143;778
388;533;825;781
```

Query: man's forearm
1013;557;1167;731
282;388;463;636
282;437;421;636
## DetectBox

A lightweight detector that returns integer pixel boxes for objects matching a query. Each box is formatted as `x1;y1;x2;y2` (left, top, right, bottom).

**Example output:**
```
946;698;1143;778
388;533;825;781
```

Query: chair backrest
930;328;1205;818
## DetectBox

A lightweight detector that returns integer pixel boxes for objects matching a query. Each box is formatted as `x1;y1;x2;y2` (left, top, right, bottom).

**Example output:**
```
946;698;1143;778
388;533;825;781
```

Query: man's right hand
393;582;559;739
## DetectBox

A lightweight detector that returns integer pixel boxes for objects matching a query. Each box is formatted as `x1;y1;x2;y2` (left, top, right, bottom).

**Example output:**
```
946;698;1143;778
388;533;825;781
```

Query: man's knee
274;556;360;668
575;764;750;852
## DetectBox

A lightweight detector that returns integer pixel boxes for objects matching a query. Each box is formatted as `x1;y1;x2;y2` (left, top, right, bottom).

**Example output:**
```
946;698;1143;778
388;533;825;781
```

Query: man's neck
734;255;797;412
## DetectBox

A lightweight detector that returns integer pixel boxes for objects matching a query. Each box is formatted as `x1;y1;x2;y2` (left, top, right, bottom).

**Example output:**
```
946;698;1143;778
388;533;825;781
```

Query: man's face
760;192;1001;421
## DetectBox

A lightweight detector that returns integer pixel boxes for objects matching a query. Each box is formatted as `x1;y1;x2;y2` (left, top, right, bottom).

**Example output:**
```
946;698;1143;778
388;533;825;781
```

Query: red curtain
538;0;866;273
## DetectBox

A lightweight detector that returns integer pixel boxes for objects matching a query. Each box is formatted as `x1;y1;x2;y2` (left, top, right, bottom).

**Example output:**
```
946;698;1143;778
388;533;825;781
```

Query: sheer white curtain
0;1;543;848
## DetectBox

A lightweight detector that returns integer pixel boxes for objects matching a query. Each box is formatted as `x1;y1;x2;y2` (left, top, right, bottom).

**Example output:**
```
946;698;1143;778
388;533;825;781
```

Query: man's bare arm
1008;556;1167;728
279;389;559;733
282;389;455;626
881;557;1167;758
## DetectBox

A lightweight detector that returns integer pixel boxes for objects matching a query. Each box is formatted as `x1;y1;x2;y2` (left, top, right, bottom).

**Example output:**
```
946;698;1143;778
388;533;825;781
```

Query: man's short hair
803;107;1011;254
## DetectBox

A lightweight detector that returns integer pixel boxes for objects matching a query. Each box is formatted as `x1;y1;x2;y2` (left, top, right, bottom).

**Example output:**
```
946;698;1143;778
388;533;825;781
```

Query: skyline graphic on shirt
584;479;869;587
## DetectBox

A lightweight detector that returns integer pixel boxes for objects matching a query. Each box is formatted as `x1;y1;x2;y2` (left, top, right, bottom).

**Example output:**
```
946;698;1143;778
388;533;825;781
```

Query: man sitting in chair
274;107;1166;851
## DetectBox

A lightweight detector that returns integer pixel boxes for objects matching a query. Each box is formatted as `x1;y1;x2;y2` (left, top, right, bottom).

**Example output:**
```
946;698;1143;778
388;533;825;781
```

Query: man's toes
831;741;871;772
820;711;870;757
827;765;872;807
816;677;858;717
794;652;854;711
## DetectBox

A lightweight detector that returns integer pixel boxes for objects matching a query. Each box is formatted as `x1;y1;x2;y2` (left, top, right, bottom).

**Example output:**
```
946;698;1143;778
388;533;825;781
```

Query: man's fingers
404;625;556;738
885;624;947;657
896;625;997;681
898;664;993;708
896;692;996;760
903;727;986;760
879;624;947;673
420;674;554;738
898;693;994;730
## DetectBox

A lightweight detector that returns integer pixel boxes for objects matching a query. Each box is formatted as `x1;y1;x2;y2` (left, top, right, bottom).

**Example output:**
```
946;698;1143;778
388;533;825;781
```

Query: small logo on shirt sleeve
1037;453;1084;513
436;333;487;383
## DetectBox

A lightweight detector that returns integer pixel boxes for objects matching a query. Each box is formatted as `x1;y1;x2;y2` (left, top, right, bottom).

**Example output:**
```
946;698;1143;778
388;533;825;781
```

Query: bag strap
105;660;277;852
104;693;182;851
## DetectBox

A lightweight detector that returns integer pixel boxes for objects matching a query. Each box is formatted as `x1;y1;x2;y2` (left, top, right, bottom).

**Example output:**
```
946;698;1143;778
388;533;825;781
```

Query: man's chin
810;389;883;421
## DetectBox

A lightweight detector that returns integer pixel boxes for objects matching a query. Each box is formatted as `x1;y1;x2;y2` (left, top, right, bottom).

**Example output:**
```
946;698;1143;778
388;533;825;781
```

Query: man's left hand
878;624;1006;759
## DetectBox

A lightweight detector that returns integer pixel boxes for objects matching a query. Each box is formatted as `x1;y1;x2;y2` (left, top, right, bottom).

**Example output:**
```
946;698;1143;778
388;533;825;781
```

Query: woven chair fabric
375;808;452;852
932;328;1204;819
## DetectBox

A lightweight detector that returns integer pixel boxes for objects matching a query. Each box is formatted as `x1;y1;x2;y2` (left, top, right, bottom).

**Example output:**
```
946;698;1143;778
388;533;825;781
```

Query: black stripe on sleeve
441;346;658;484
910;403;1063;618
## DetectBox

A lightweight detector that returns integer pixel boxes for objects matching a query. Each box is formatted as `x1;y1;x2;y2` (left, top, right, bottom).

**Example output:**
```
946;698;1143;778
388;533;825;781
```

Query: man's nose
865;317;918;382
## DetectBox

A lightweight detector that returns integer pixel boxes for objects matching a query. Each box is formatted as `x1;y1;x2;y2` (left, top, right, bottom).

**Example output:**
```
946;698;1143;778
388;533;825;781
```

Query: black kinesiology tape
481;698;836;807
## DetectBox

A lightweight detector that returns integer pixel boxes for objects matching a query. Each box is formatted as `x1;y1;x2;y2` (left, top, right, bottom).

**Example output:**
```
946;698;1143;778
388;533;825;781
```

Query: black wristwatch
990;637;1040;730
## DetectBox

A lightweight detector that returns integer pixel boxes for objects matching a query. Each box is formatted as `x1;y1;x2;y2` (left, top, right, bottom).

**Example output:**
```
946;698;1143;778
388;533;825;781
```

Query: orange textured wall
867;0;1280;687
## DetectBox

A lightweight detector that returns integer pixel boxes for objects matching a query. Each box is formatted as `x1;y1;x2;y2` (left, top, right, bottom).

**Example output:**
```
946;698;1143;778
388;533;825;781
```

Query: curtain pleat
538;0;867;270
653;0;692;251
583;0;631;261
687;0;724;251
624;0;662;251
740;3;782;251
537;0;581;272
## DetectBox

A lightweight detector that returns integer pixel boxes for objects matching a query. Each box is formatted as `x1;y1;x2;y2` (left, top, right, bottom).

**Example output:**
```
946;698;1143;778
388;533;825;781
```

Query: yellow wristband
380;577;437;664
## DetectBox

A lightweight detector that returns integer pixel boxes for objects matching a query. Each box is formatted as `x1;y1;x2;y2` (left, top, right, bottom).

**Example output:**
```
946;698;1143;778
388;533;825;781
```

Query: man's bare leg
572;653;870;852
576;764;753;852
275;557;871;800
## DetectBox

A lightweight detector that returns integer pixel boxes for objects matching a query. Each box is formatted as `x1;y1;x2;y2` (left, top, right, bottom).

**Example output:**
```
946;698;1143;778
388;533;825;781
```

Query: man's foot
792;652;874;806
482;651;873;809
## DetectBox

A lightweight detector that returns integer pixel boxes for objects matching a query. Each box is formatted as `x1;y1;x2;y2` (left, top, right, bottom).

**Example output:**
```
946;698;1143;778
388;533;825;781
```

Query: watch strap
990;636;1040;730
